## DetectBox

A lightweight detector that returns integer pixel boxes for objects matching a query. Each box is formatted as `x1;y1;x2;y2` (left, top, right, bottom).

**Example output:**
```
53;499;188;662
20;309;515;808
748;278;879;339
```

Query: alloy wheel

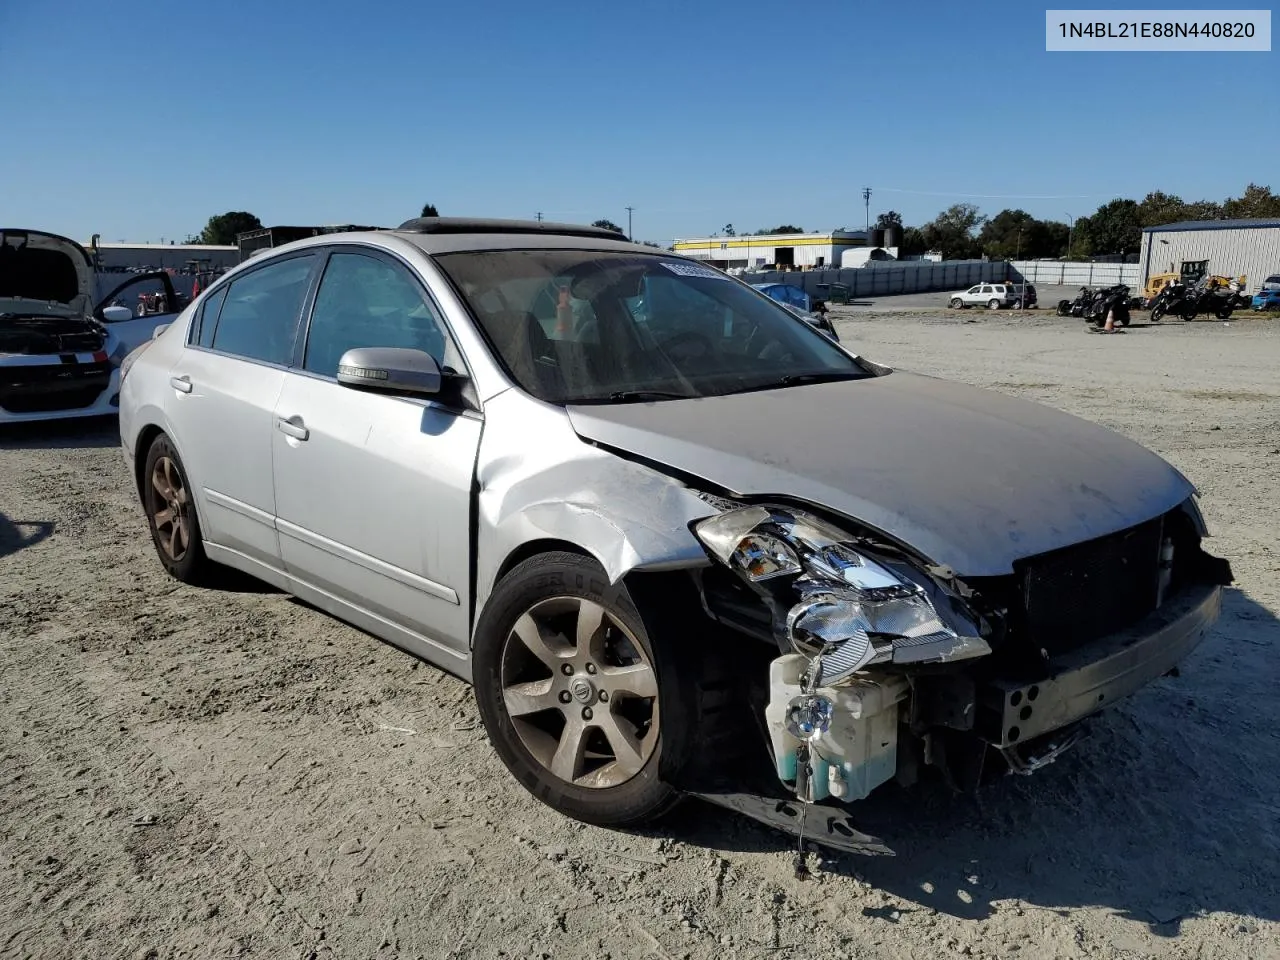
149;456;191;562
500;596;659;789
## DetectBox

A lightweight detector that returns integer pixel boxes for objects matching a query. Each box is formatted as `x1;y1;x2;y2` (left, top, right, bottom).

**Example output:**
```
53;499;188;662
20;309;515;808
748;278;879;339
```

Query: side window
192;285;228;348
210;255;315;365
303;252;450;377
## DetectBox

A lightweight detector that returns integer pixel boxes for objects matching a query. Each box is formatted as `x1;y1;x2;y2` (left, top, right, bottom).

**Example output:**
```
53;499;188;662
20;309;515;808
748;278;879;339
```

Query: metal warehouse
86;241;239;273
1139;218;1280;295
672;230;867;270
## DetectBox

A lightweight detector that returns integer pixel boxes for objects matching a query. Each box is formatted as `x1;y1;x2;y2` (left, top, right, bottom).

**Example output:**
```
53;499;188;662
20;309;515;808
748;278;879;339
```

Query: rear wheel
950;297;964;309
143;434;212;584
473;552;686;826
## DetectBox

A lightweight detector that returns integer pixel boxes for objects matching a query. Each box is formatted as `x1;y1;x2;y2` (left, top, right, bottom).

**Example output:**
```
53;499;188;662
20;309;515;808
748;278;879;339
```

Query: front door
164;252;318;569
95;272;185;354
270;249;481;658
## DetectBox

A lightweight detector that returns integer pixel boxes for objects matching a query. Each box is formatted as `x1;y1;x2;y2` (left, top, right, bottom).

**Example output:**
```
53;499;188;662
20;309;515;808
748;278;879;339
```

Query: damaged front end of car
690;504;993;807
682;498;1232;852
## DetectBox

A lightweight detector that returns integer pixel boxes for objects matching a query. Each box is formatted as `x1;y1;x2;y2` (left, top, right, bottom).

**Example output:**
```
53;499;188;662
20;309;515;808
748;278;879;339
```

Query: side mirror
336;347;442;398
101;304;133;322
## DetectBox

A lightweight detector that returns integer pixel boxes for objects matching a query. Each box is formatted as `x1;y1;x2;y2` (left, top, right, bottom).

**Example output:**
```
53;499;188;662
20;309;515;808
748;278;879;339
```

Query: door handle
169;375;193;394
276;416;309;441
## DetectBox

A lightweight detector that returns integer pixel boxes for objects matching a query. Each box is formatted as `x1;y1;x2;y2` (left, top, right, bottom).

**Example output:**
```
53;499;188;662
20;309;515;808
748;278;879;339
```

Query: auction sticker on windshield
661;261;730;281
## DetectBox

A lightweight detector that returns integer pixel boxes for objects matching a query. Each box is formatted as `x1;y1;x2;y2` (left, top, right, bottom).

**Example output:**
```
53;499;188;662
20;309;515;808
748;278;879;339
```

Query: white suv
949;283;1018;310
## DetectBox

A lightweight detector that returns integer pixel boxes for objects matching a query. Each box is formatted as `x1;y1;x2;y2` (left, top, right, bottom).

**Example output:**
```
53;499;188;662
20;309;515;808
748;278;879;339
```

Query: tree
874;211;903;230
978;209;1034;260
420;203;439;217
898;226;929;257
198;211;263;246
1039;220;1071;258
978;210;1070;260
921;204;986;260
723;223;736;236
1076;198;1142;256
755;225;803;235
592;219;625;235
1137;190;1188;228
1222;183;1280;219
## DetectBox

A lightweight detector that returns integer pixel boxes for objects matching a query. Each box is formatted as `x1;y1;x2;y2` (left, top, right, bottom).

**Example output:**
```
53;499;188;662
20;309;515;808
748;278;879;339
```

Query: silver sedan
118;218;1230;851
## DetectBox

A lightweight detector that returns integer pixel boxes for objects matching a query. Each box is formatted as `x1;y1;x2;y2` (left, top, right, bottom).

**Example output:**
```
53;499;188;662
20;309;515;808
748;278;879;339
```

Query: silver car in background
118;218;1231;852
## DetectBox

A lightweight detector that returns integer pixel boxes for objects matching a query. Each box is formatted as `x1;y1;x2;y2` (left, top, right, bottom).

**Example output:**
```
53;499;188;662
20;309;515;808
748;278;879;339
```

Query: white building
672;230;867;271
85;241;239;273
1139;218;1280;293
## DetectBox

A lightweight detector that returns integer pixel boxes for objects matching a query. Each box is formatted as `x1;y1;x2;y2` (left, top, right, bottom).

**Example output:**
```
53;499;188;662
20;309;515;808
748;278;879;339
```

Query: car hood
566;372;1196;576
0;228;96;319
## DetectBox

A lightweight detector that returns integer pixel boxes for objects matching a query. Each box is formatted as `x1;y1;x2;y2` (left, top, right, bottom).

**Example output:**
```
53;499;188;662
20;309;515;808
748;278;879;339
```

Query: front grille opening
1017;516;1164;656
0;362;111;413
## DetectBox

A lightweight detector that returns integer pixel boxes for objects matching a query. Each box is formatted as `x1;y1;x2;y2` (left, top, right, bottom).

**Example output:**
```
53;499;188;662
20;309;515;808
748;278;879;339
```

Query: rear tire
472;552;687;827
142;434;213;584
950;298;964;309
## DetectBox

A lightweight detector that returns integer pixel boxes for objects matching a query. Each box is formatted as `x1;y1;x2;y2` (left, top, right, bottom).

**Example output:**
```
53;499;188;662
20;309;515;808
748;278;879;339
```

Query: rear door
270;247;481;659
164;252;319;570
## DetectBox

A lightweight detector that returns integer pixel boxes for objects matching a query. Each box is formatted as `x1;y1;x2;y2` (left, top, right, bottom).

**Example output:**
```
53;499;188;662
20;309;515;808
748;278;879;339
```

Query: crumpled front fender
473;390;719;633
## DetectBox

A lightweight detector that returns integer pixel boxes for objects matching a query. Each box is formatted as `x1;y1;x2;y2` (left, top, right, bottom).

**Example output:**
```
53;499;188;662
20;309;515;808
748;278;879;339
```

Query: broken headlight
694;505;989;684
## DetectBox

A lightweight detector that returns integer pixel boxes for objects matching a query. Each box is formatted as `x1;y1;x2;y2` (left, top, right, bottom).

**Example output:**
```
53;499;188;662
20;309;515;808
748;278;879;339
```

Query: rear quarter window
191;285;229;348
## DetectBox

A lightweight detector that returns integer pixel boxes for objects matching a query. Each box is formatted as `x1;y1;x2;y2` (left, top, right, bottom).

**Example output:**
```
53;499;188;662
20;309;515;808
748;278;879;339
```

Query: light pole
625;206;634;240
1065;212;1075;261
862;187;872;235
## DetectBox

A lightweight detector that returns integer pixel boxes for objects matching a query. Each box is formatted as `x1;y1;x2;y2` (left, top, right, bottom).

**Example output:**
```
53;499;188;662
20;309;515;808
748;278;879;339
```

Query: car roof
329;218;659;257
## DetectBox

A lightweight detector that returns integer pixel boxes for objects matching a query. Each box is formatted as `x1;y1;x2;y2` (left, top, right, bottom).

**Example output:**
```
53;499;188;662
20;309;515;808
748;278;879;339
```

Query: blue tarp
751;282;811;312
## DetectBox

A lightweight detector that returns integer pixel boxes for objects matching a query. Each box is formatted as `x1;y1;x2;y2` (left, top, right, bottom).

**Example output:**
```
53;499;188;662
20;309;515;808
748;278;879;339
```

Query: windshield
434;249;870;403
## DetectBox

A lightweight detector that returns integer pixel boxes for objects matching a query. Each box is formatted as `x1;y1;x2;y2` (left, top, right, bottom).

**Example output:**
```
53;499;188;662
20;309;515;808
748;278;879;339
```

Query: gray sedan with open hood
118;218;1231;852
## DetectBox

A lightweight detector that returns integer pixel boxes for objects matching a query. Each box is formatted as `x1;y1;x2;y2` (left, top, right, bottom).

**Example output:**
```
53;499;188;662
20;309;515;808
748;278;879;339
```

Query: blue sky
0;0;1273;244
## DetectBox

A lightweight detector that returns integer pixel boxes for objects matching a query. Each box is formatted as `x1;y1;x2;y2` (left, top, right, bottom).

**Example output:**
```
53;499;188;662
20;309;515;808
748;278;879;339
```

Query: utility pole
1065;212;1074;261
536;211;543;223
625;206;634;240
862;187;872;235
1016;224;1024;310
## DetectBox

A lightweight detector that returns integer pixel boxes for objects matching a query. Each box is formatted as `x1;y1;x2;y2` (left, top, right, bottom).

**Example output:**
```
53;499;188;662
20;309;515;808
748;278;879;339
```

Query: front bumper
982;582;1221;748
0;364;120;423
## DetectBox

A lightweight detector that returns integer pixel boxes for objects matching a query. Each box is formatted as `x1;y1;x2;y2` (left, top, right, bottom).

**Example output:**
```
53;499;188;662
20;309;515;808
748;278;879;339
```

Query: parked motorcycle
1149;277;1246;322
1056;287;1094;317
1083;284;1131;328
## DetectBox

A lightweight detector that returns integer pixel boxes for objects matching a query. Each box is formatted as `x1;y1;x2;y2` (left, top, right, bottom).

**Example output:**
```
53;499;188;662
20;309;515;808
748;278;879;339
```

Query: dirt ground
2;309;1278;960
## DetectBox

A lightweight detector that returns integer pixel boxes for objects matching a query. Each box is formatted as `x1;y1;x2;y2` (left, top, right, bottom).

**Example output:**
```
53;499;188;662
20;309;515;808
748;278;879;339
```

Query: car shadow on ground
648;587;1279;934
0;415;121;450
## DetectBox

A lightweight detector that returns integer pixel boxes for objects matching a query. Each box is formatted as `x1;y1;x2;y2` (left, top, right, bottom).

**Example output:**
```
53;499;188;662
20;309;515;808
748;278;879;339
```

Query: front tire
142;434;212;584
473;552;684;827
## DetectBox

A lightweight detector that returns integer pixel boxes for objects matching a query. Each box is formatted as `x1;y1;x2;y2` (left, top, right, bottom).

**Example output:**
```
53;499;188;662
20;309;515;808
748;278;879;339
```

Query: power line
875;187;1105;200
